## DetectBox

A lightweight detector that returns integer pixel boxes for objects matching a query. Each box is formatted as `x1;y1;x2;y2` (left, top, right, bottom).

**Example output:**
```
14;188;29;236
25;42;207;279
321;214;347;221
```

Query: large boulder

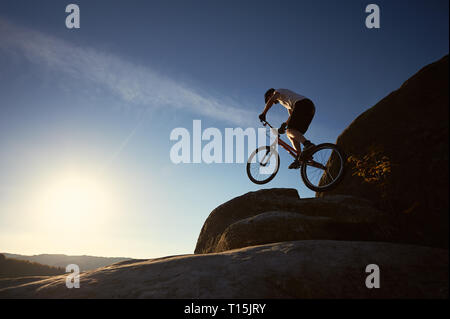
318;55;449;248
195;188;301;254
195;188;405;254
1;241;447;299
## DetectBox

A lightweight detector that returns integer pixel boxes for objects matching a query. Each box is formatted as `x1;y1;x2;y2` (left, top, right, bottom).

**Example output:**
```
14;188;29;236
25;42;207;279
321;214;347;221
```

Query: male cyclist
259;88;315;169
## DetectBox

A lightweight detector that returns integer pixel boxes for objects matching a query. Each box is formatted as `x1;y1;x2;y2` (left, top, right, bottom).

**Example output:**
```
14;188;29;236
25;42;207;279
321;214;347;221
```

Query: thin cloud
0;18;254;126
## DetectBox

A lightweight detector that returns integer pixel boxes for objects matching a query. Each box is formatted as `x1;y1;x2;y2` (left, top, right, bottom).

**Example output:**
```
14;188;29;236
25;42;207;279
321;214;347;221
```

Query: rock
195;188;302;254
318;55;449;248
214;210;393;253
0;241;447;299
195;188;404;254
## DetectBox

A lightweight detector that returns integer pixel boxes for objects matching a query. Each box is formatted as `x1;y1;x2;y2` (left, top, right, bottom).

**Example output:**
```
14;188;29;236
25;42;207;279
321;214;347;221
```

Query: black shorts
286;98;315;134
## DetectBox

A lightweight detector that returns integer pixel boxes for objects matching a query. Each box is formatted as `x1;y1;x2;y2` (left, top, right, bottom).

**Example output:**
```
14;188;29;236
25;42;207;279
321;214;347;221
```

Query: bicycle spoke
302;144;344;191
247;146;280;184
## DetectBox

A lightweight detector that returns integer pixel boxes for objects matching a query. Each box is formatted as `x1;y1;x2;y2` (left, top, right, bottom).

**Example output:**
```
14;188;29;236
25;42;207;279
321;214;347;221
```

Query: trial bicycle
246;120;345;192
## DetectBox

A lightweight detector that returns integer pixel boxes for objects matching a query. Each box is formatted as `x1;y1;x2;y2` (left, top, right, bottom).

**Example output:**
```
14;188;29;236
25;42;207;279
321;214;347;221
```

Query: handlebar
260;119;274;129
260;119;283;136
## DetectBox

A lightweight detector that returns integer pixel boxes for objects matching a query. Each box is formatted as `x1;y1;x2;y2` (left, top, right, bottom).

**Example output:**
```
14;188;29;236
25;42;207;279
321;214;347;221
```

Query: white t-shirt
275;88;307;112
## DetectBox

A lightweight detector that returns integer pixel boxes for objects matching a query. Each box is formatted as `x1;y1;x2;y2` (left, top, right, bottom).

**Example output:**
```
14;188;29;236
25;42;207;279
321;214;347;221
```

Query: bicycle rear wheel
300;143;345;192
246;146;280;185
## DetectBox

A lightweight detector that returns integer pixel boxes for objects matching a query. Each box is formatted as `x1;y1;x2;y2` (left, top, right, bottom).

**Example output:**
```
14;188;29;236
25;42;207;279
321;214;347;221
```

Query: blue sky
0;0;448;259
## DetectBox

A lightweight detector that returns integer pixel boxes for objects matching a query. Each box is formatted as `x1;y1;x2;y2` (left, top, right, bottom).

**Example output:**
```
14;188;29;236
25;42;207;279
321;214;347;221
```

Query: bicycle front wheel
300;143;345;192
246;146;280;185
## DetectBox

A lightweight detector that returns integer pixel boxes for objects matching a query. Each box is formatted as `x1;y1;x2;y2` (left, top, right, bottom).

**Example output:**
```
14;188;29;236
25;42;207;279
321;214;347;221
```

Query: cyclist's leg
286;128;305;153
288;99;315;158
286;128;303;169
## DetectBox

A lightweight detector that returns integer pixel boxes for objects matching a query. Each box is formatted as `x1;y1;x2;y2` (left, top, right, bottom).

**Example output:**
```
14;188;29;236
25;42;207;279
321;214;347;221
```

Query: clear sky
0;0;448;259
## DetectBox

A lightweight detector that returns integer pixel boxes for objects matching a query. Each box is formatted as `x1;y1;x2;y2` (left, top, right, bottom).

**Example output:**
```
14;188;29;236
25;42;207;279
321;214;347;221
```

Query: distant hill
0;253;64;278
1;253;130;271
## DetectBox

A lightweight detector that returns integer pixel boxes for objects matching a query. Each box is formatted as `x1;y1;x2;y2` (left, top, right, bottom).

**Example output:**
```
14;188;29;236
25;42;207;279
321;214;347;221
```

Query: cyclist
259;88;316;169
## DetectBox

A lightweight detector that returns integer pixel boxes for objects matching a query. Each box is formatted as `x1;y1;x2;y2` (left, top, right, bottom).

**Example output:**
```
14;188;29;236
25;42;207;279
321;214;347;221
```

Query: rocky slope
0;240;447;298
1;186;446;298
319;55;449;248
195;189;402;254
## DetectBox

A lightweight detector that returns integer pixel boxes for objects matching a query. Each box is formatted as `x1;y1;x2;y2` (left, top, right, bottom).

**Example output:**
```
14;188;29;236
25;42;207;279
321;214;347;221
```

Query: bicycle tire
300;143;345;192
246;146;280;185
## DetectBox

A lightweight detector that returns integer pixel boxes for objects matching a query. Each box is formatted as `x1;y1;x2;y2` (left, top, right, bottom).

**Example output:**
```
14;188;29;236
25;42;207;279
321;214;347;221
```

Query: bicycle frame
262;120;326;170
277;137;298;158
262;121;298;158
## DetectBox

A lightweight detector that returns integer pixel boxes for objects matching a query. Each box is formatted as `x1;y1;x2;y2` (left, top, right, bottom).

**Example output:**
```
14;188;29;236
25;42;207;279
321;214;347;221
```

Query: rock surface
195;188;406;254
318;55;449;248
195;188;301;254
0;241;447;299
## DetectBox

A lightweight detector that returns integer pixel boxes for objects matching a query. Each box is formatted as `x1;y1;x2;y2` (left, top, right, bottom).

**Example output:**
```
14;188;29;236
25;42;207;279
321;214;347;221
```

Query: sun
34;172;117;234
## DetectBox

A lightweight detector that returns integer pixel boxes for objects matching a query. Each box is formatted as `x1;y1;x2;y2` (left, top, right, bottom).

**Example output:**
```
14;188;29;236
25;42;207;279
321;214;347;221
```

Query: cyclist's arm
261;91;280;115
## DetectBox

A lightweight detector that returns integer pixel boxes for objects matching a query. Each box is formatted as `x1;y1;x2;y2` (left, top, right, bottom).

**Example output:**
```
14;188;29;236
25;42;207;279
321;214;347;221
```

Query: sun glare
32;172;118;235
